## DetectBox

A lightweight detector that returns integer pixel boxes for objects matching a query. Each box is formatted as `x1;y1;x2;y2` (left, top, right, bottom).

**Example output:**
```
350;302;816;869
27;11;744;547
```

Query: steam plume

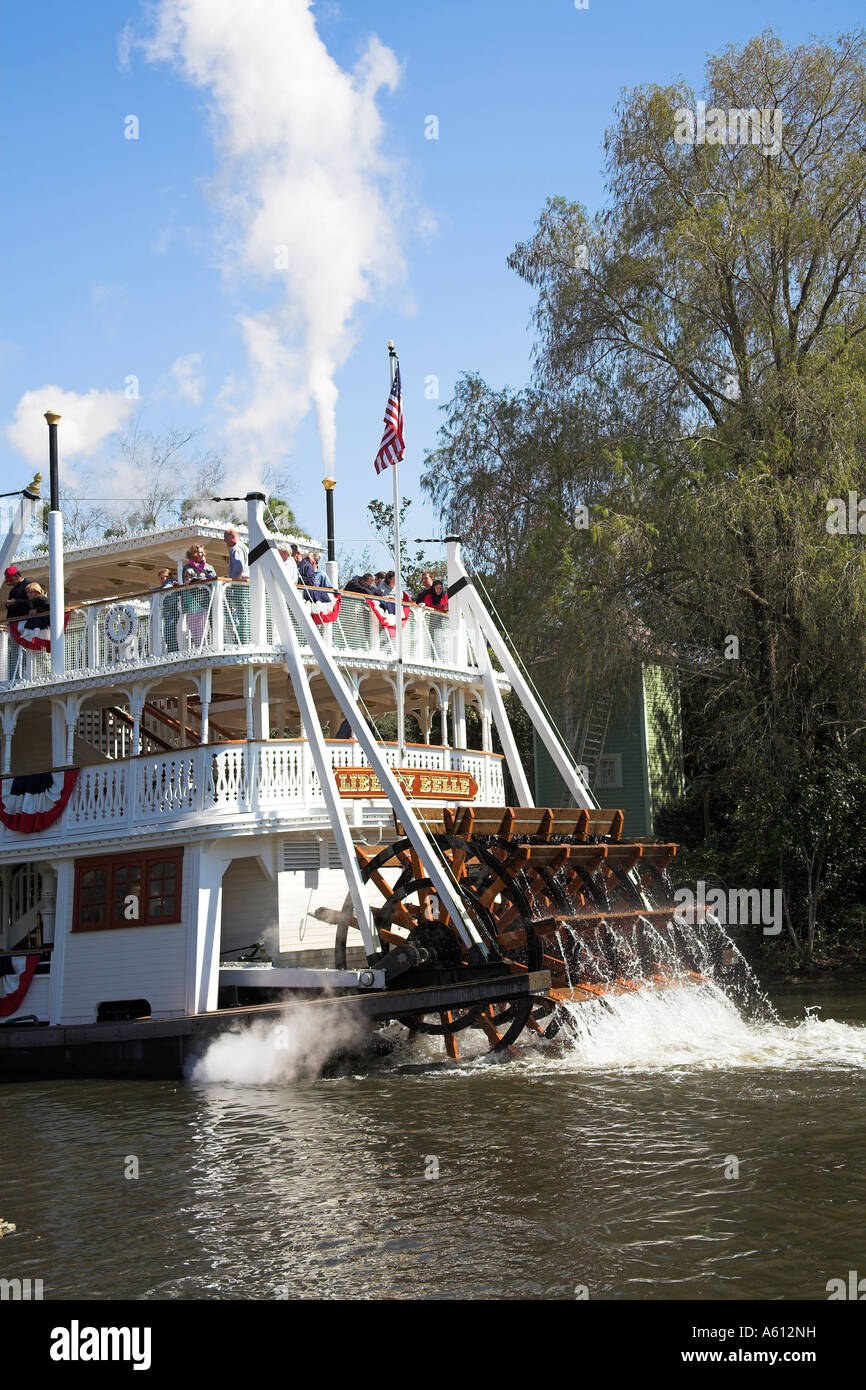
144;0;405;478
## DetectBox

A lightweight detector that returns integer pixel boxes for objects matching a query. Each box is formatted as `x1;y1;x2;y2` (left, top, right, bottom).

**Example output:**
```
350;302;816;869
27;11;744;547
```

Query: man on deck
223;529;250;643
344;573;377;595
223;529;249;580
4;566;30;621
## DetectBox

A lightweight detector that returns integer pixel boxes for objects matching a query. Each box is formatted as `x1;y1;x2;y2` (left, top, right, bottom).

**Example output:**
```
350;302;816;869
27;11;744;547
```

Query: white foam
187;983;866;1084
187;1007;366;1084
538;982;866;1073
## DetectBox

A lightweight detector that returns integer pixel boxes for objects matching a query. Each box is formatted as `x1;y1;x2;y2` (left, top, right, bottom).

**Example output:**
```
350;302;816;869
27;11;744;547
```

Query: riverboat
0;471;724;1078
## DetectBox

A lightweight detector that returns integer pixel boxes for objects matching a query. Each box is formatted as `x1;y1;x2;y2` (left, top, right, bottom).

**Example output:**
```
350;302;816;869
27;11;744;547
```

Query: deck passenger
413;571;434;604
21;582;50;630
379;570;409;615
422;579;448;612
153;568;179;654
223;528;250;643
224;529;249;580
181;545;217;649
4;565;30;621
303;550;331;603
344;573;377;596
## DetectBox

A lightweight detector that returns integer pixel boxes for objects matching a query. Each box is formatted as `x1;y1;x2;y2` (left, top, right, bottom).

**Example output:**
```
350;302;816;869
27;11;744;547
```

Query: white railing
0;740;505;847
0;584;465;686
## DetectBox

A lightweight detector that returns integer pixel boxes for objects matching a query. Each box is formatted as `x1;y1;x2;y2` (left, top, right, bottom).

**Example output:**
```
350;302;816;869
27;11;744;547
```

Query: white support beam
446;539;595;811
247;496;489;960
466;610;533;806
269;588;381;957
446;545;532;806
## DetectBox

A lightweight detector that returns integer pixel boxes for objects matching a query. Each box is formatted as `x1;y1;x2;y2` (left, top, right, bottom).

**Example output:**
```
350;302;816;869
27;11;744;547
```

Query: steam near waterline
188;1006;368;1084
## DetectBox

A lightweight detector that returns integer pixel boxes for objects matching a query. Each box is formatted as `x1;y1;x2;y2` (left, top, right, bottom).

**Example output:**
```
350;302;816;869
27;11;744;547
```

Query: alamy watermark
1;1277;43;1300
826;492;866;534
826;1270;866;1300
50;1322;151;1370
674;101;782;158
674;880;782;936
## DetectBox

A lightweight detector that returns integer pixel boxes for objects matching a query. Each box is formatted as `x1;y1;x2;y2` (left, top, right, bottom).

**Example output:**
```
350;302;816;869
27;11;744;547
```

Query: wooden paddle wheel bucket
333;804;709;1059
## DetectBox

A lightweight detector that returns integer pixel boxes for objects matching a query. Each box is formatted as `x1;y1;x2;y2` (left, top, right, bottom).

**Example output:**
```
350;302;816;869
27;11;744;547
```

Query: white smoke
142;0;406;479
5;385;134;467
188;1006;369;1084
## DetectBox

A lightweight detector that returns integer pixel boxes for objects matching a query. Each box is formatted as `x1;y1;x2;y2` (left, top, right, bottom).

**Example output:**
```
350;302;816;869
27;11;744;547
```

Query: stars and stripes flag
374;364;404;474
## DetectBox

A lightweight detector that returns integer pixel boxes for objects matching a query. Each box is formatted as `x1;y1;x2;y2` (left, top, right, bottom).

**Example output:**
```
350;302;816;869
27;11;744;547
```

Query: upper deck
0;521;507;859
0;520;476;698
1;577;461;693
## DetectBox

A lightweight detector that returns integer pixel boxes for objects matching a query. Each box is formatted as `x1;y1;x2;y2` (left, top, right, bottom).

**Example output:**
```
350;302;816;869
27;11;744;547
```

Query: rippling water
1;982;865;1300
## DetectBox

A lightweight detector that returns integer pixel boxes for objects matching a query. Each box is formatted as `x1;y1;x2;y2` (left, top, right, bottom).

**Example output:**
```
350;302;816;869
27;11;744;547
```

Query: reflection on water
1;983;865;1301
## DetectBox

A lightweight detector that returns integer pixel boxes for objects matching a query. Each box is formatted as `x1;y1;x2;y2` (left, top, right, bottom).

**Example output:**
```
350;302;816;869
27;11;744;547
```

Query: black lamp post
323;476;336;565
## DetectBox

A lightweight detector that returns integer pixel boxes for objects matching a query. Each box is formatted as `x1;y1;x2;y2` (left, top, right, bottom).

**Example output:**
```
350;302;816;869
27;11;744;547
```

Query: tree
425;29;866;958
366;498;441;591
423;374;649;750
266;496;300;534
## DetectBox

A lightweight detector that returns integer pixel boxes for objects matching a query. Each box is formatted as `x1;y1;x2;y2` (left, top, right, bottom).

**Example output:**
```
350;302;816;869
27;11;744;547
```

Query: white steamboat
0;467;698;1077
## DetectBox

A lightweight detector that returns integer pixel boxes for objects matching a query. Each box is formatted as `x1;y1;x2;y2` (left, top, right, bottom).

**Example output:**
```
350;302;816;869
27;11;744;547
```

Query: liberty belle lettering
334;768;478;800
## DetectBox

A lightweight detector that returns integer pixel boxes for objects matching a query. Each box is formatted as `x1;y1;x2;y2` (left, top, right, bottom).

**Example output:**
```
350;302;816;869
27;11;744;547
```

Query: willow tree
426;30;866;957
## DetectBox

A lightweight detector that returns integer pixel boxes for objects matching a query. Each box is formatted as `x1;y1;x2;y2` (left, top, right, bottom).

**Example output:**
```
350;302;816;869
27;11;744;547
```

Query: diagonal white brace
446;537;595;811
246;496;489;961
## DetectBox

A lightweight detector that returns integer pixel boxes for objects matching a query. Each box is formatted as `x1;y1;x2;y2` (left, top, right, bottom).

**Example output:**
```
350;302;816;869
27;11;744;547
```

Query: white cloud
141;0;407;480
4;386;134;467
170;353;205;404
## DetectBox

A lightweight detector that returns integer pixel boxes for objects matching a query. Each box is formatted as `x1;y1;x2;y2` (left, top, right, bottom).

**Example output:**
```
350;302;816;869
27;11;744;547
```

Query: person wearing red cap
4;566;30;621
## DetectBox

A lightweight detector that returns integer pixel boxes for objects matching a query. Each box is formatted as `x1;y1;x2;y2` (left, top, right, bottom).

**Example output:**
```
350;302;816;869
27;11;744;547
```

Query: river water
1;980;864;1301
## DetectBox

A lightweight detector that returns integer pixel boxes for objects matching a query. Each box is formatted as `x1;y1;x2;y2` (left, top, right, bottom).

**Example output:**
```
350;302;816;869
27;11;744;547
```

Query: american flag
374;364;404;474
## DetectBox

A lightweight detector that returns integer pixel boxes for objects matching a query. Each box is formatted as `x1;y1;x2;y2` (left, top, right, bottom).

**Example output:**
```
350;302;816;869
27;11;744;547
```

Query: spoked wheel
478;998;535;1052
401;998;536;1061
333;835;554;1058
334;835;544;973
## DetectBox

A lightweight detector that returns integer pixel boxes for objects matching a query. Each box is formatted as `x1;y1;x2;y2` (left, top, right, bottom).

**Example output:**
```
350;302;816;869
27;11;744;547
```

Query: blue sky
1;0;862;565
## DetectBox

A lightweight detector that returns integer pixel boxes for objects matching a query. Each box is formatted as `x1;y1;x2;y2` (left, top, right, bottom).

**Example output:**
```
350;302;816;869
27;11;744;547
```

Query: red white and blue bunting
366;597;410;638
0;954;40;1017
306;590;341;626
0;768;79;833
9;611;72;652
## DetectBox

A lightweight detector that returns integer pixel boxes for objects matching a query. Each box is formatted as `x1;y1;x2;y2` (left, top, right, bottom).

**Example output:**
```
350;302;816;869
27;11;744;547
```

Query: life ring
105;603;138;645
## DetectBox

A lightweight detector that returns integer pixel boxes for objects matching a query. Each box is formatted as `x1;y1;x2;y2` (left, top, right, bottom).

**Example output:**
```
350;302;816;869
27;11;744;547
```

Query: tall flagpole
388;340;406;761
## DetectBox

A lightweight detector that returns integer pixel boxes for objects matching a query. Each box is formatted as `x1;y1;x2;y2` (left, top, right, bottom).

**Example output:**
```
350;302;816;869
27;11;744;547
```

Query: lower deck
1;801;692;1066
0;969;552;1079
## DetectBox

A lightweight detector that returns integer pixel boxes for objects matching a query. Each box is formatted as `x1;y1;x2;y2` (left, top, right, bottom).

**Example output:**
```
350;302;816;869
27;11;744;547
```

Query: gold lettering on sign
334;767;479;800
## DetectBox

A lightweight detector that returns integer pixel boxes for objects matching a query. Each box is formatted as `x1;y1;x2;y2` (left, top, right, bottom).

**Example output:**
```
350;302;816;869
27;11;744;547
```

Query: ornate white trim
0;647;500;705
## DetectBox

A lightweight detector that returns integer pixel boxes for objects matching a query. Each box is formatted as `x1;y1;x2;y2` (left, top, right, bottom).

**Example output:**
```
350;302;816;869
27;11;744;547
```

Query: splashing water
187;894;866;1084
541;979;866;1073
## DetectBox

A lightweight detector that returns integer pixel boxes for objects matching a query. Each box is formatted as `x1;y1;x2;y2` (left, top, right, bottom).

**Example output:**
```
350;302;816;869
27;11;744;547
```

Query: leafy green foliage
425;29;866;960
366;498;444;591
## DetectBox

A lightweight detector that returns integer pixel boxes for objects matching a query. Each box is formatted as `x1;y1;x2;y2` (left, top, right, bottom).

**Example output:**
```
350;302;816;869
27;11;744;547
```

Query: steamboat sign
334;767;479;799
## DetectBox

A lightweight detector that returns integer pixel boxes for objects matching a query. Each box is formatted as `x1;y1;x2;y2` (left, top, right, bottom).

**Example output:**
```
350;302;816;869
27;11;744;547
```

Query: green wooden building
533;665;685;837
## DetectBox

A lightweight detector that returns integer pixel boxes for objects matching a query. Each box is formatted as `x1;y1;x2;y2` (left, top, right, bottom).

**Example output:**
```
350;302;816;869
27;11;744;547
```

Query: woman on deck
181;546;217;649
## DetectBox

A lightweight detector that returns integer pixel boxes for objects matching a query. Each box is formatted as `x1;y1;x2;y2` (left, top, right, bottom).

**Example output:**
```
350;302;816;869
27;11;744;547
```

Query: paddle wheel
241;501;748;1062
329;803;732;1058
